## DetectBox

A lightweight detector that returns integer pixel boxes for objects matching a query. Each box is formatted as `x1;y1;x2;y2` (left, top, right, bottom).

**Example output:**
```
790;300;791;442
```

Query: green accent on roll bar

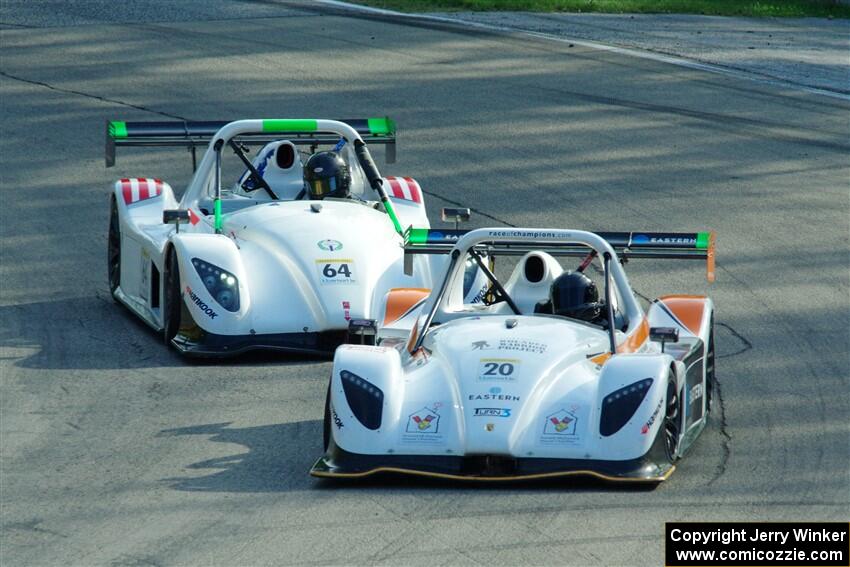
367;117;395;136
406;227;430;245
696;232;711;250
214;199;223;233
109;121;128;139
383;197;404;235
262;119;318;133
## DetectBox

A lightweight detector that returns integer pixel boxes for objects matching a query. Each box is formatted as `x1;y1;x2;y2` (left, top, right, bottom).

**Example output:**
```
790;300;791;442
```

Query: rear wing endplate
105;117;397;167
404;227;716;282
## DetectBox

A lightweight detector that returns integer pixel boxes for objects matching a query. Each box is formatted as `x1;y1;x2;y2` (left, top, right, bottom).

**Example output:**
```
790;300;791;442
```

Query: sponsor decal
185;286;218;319
688;383;703;406
331;405;344;430
342;300;351;321
316;259;356;285
468;393;520;402
401;405;446;445
651;236;696;245
338;344;394;353
641;399;663;434
632;234;695;245
473;408;511;418
471;340;491;351
466;282;489;305
540;405;584;446
313;166;324;173
409;412;437;431
487;230;564;239
544;410;577;435
497;338;547;354
317;239;343;252
478;358;519;382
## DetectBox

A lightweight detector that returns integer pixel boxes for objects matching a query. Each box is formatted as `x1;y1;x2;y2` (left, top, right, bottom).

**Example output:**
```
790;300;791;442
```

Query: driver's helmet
304;151;351;199
550;271;602;322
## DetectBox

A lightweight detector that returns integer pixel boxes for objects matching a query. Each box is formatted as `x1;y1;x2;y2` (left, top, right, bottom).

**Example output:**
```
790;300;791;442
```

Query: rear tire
163;249;182;344
107;196;121;297
664;376;683;462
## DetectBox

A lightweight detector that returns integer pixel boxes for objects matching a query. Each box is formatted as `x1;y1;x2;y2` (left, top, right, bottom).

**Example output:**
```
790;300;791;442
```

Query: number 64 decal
478;358;520;381
316;259;356;284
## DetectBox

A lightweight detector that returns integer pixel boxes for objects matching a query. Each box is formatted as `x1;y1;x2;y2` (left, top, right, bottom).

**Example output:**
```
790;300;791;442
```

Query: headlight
599;378;653;437
192;258;240;312
340;370;384;430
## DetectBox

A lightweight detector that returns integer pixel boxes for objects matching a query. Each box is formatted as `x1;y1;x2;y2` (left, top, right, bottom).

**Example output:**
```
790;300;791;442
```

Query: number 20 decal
483;362;514;376
477;359;519;381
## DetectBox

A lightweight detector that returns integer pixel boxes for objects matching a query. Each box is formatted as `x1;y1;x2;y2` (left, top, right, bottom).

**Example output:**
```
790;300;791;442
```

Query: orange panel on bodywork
617;318;649;354
384;288;430;326
658;295;707;335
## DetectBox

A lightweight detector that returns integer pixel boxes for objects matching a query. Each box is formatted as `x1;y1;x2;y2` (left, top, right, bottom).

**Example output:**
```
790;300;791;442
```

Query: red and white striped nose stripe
120;178;163;205
385;176;422;204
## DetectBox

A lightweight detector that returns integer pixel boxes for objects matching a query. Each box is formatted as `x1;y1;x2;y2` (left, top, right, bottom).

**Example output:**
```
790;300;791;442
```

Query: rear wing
404;227;716;282
105;117;396;168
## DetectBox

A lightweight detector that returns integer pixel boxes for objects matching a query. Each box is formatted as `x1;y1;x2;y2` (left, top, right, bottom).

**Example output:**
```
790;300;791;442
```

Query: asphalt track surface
1;1;848;565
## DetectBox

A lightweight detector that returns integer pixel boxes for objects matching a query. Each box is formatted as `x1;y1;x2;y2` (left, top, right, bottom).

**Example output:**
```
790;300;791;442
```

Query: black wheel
664;376;683;462
705;317;716;415
323;383;331;452
107;196;121;296
163;249;182;343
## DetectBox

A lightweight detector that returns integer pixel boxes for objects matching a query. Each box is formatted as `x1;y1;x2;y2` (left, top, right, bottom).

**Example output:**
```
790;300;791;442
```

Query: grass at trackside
351;0;850;18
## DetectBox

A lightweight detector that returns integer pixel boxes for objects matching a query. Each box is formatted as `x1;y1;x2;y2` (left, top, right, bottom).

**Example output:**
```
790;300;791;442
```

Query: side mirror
650;326;679;353
163;209;190;232
441;207;470;230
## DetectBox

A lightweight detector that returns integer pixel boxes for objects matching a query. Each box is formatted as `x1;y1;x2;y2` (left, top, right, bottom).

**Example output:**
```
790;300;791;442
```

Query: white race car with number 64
105;117;484;356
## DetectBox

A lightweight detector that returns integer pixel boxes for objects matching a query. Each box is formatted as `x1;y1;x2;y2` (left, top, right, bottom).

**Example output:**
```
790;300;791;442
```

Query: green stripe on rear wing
404;228;716;282
105;117;396;167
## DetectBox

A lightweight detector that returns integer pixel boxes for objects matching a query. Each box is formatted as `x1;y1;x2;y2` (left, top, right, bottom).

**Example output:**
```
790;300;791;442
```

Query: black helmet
550;271;602;322
304;151;351;199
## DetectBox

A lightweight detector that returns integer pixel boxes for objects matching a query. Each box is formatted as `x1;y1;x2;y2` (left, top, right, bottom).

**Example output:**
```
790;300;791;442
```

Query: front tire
664;376;683;462
705;317;716;416
163;249;182;344
107;196;121;297
323;383;331;452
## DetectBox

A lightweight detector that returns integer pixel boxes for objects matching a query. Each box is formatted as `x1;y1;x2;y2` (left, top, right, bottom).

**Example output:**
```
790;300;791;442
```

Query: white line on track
316;0;850;102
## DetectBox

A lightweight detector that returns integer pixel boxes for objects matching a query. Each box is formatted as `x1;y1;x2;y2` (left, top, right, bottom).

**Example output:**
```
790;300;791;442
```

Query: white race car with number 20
313;226;717;483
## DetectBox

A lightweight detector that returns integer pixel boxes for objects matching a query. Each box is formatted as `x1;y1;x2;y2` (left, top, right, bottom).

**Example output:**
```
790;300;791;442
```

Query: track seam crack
422;188;517;227
708;375;732;485
0;70;188;120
